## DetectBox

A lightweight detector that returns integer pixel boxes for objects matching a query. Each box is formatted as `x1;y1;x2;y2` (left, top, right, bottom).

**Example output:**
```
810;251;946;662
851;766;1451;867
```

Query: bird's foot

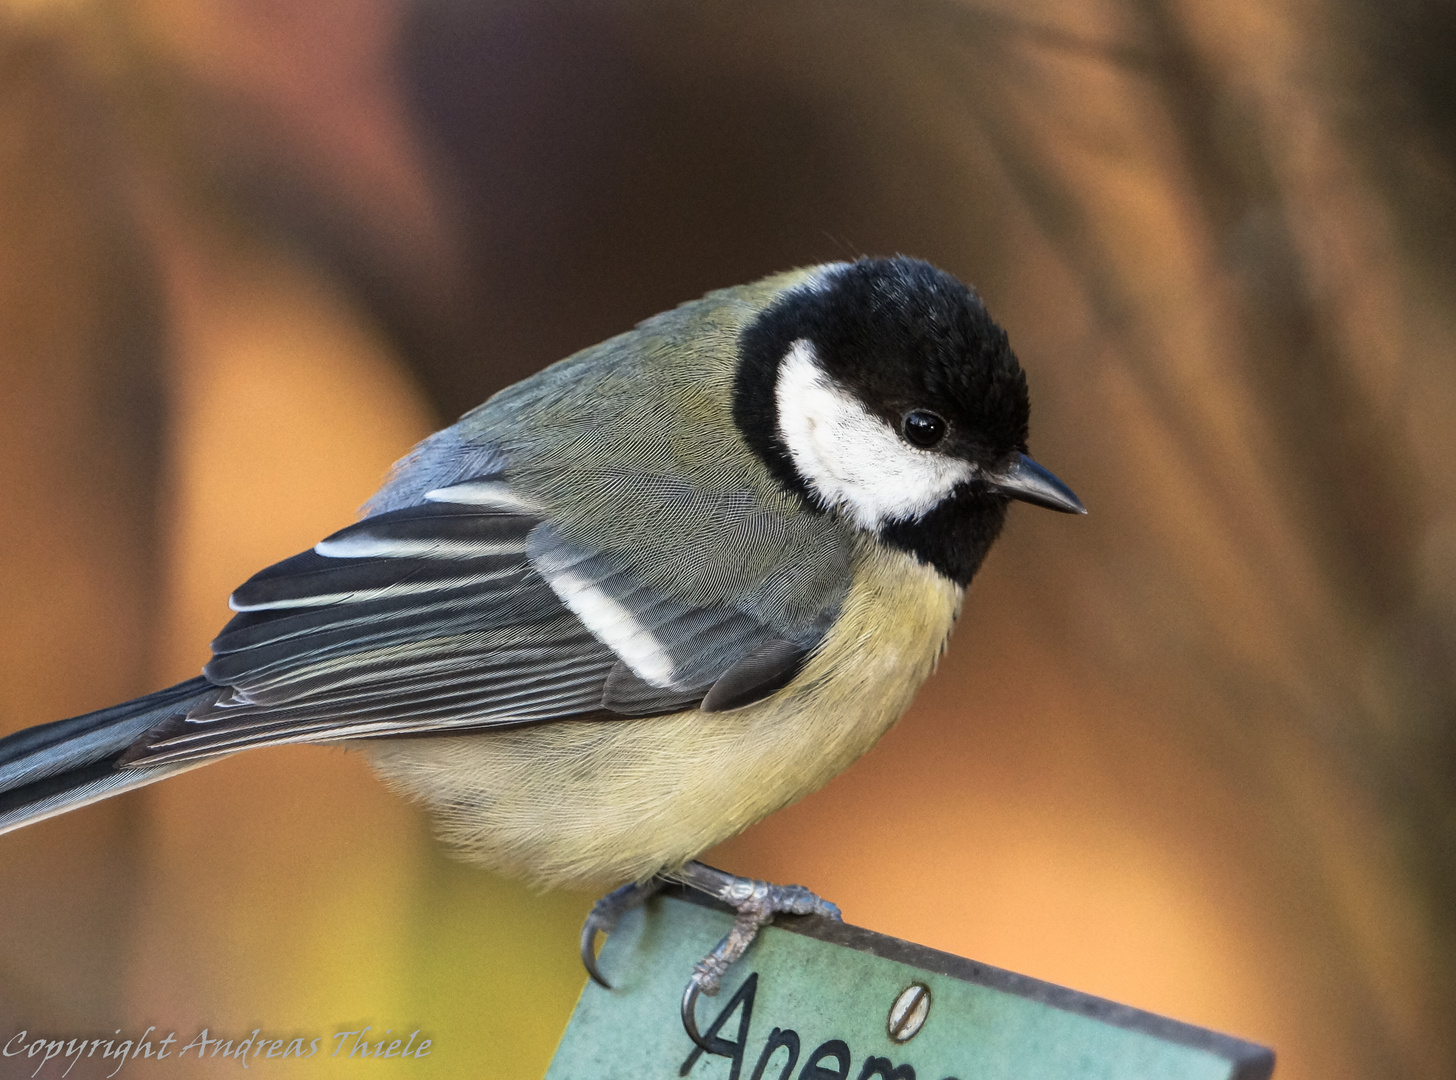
579;878;663;989
673;861;842;1052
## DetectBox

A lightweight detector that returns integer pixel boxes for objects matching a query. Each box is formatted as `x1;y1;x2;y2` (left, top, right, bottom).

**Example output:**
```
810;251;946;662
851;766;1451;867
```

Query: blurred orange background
1;1;1453;1077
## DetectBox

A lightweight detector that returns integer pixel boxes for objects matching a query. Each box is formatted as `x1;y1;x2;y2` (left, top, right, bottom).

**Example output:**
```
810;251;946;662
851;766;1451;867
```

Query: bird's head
734;256;1084;585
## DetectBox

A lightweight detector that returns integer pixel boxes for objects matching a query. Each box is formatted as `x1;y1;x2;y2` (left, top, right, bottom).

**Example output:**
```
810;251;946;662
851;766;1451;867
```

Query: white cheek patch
775;340;972;530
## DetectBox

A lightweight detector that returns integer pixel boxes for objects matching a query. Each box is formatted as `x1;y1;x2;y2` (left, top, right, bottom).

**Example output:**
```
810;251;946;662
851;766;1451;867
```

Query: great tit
0;256;1082;1047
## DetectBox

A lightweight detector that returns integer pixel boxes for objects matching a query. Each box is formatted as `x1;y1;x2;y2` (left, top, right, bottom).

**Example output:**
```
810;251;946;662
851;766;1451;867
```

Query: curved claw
579;878;664;990
681;978;714;1054
580;920;612;989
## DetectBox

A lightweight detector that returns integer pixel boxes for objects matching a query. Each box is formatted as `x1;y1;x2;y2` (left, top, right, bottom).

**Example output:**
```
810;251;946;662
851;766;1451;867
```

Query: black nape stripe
733;291;826;514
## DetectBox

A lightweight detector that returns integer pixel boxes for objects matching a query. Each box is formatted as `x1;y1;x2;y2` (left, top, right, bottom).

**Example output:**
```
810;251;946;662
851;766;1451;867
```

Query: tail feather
0;677;221;835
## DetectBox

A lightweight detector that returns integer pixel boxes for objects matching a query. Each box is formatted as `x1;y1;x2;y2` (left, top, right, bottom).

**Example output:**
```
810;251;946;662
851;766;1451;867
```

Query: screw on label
887;983;931;1043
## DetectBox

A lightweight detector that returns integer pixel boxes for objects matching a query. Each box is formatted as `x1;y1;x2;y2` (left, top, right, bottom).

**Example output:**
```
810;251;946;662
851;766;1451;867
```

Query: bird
0;255;1083;1050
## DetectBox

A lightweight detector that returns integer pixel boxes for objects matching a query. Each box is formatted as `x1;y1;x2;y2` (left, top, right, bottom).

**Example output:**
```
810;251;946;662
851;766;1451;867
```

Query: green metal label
546;892;1273;1080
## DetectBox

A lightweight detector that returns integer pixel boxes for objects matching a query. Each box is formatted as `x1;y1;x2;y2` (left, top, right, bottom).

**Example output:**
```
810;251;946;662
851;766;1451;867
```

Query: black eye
901;410;947;448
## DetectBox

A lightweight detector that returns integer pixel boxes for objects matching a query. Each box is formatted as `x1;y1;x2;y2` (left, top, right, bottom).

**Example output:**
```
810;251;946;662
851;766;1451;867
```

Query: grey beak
991;453;1087;514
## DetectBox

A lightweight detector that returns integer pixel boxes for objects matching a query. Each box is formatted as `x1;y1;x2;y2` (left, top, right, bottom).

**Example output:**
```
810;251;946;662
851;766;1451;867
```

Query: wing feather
126;473;835;767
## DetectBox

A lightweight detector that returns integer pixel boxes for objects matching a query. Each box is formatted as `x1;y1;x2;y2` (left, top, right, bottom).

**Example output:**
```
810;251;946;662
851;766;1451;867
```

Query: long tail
0;677;223;835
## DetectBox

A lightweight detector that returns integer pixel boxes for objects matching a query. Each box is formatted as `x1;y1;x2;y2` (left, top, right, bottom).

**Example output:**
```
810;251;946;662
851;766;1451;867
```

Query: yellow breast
365;540;962;890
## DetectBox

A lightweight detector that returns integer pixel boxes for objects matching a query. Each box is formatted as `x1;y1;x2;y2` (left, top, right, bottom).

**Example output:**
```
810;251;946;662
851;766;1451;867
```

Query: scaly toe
672;862;844;1047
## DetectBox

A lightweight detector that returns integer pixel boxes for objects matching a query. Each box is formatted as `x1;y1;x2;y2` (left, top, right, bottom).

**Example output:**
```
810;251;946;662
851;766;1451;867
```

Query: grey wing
126;476;830;767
